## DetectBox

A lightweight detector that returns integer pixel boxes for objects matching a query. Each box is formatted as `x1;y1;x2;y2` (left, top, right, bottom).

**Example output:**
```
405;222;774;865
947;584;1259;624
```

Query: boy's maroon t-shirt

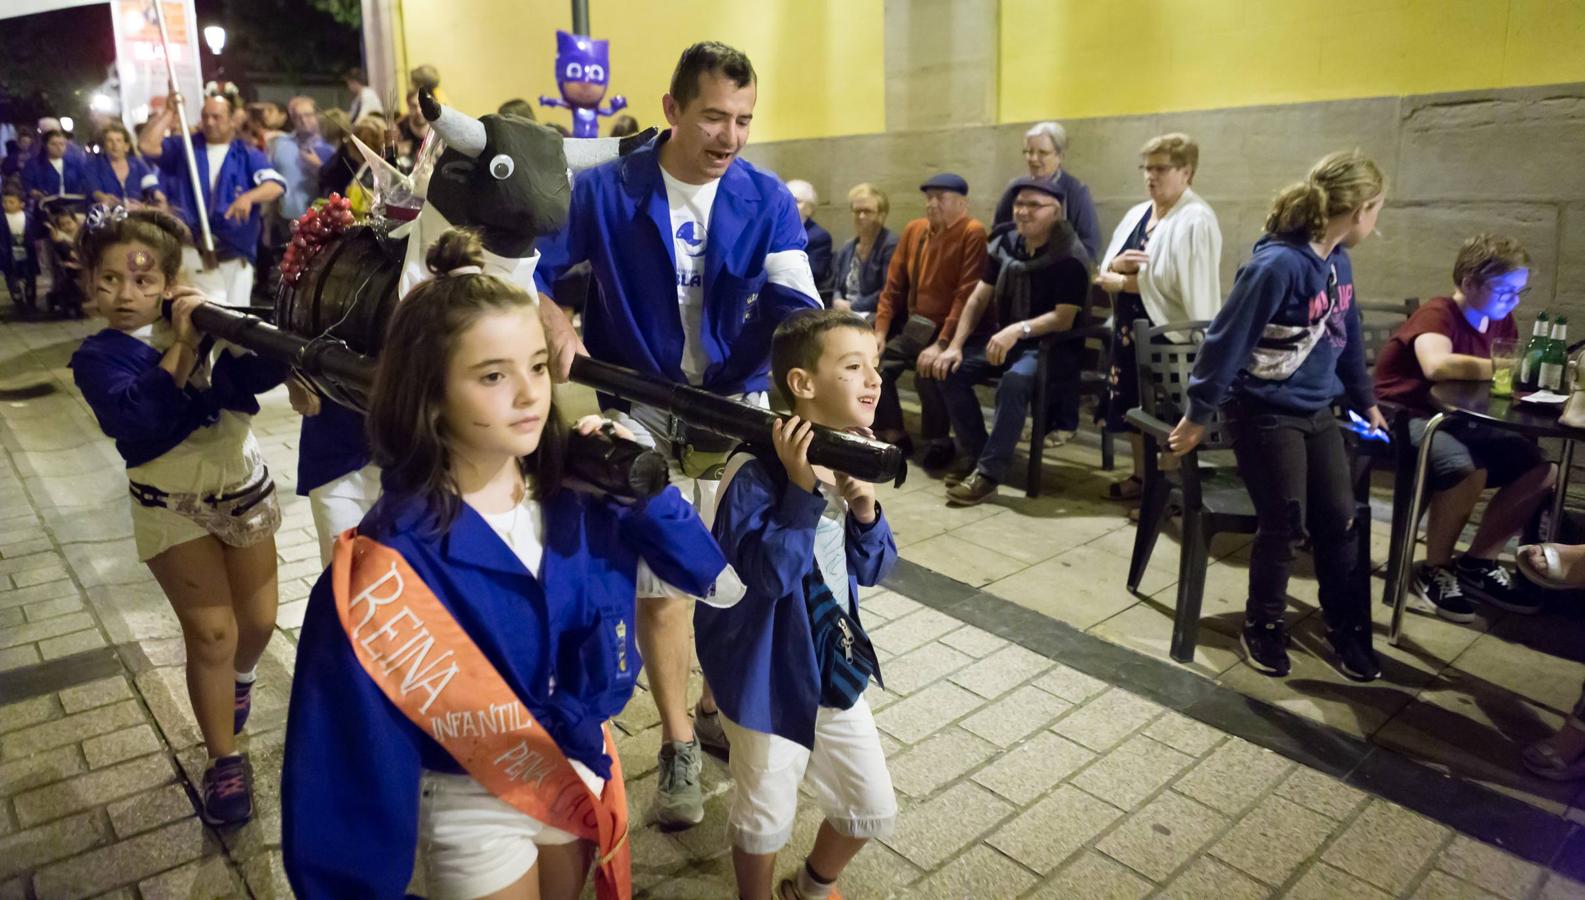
1373;296;1519;412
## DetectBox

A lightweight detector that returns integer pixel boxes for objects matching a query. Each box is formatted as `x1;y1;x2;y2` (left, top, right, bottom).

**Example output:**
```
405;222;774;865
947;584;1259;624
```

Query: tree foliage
217;0;360;82
307;0;361;29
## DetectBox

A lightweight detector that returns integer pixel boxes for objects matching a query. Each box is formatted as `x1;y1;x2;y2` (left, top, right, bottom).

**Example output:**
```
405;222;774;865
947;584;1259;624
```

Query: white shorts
720;697;897;855
308;463;382;566
180;248;254;308
128;424;280;562
418;766;604;900
608;392;766;601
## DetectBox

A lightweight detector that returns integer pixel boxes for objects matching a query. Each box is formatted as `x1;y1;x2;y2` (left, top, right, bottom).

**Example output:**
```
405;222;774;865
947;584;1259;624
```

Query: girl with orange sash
281;230;727;900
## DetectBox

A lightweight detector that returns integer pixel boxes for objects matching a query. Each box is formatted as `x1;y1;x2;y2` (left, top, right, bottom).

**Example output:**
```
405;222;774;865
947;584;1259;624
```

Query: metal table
1387;380;1584;644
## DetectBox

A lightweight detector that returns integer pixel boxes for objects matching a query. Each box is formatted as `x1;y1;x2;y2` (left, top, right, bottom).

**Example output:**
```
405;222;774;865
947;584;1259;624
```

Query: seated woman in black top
829;183;900;315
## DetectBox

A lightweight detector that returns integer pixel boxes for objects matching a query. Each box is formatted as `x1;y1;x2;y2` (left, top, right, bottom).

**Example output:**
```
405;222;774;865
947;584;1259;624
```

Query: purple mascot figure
538;29;627;138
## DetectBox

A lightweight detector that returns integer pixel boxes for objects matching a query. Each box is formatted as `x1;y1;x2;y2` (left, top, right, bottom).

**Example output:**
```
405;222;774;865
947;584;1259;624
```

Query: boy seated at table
1373;234;1554;620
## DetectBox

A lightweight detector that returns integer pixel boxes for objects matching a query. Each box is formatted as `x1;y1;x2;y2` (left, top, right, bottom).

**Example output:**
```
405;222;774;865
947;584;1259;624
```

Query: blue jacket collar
374;484;575;579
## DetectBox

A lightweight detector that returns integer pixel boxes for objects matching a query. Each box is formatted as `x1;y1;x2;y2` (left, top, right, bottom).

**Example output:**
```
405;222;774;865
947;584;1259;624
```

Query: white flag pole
150;0;216;268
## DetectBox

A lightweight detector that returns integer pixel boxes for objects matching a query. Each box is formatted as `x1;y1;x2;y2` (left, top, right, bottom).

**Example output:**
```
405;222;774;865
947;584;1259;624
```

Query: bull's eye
489;154;515;180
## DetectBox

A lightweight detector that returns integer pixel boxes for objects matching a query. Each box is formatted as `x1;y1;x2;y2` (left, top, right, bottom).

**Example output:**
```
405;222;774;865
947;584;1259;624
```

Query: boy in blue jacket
697;309;898;900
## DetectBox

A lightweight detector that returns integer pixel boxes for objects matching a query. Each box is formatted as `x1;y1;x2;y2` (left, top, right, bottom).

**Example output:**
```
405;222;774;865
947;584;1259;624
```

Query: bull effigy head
421;87;571;257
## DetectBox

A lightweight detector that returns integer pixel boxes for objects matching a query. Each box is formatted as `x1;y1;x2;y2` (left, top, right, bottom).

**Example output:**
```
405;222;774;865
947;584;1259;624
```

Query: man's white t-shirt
205;142;229;193
659;167;720;385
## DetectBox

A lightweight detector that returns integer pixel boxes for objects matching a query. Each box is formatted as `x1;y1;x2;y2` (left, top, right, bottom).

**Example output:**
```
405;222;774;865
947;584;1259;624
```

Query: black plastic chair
1123;319;1258;662
1024;287;1116;497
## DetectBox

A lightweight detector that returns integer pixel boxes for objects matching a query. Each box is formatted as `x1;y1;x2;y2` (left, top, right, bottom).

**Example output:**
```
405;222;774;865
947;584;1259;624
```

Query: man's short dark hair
669;42;756;110
771;309;871;406
497;98;538;121
344;67;366;84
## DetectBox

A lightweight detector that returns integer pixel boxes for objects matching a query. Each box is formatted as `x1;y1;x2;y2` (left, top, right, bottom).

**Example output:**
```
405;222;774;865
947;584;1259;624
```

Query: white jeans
720;697;897;855
181;248;254;308
307;463;382;566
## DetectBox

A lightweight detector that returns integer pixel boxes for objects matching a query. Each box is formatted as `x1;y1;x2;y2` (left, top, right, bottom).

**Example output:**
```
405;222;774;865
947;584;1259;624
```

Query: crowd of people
6;31;1585;900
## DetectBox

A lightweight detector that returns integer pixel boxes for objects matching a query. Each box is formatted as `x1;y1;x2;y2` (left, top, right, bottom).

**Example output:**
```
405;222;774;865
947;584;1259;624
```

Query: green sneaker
655;737;704;829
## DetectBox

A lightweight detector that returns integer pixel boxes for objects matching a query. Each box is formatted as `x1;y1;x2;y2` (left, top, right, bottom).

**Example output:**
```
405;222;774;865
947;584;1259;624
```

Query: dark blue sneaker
233;680;253;734
1241;619;1291;677
201;754;252;826
1327;624;1381;682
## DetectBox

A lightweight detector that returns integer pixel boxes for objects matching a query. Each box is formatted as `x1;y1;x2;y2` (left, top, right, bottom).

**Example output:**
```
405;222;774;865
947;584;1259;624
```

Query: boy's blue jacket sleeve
617;484;727;597
283;572;423;899
716;460;828;601
1185;262;1287;423
844;507;897;587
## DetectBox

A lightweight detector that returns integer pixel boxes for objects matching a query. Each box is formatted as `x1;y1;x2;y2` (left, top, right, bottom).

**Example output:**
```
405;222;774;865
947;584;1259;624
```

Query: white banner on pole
110;0;203;127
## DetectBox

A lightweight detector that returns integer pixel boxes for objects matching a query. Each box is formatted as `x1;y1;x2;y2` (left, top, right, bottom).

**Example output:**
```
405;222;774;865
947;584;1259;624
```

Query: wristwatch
1020;321;1032;339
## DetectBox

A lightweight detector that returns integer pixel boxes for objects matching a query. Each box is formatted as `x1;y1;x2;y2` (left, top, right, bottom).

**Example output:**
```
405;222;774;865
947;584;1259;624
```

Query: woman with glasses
829;183;899;315
992;122;1101;261
1373;234;1553;620
1096;132;1223;501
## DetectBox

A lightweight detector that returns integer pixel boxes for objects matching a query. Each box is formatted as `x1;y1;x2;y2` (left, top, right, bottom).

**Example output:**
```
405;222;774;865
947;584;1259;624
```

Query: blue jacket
696;454;896;749
1;210;45;280
1186;234;1374;422
805;218;833;292
296;398;371;495
152;134;285;263
70;329;289;467
534;131;821;395
282;484;725;899
830;227;900;313
21;154;90;199
86;154;156;202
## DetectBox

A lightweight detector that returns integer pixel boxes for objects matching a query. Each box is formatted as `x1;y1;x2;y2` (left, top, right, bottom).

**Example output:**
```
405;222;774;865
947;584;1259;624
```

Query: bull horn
424;91;485;159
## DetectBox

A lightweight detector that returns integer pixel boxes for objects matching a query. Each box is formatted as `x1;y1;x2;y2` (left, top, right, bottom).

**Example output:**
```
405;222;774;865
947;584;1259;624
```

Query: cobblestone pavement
2;313;1584;898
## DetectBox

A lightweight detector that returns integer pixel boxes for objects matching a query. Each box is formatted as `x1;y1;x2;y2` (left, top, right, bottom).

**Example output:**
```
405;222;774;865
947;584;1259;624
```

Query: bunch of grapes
279;193;356;286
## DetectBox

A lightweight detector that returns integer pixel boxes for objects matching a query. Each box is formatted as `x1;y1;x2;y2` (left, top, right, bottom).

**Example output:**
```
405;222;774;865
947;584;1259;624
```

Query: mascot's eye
489;154;515;180
563;62;583;80
586;64;605;81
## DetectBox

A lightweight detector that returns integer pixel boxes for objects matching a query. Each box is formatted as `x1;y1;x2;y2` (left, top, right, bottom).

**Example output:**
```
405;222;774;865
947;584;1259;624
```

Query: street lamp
203;25;226;56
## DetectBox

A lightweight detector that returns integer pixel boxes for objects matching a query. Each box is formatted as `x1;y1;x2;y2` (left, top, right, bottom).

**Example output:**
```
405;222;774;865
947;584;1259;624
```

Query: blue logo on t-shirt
676;220;707;258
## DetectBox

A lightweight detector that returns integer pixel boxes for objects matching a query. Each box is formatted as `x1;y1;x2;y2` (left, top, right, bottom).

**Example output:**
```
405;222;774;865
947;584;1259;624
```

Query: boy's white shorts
720;696;897;855
417;766;602;899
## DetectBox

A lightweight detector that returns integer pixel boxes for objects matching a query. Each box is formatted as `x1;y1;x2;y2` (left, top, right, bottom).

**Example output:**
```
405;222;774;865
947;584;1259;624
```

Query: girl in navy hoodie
1168;151;1388;682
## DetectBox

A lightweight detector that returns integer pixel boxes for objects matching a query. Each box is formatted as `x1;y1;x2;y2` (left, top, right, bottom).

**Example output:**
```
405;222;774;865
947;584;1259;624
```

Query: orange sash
331;531;631;900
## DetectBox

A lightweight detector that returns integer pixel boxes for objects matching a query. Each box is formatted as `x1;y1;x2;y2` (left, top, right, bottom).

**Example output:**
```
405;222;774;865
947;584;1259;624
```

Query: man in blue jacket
139;94;285;307
535;40;821;829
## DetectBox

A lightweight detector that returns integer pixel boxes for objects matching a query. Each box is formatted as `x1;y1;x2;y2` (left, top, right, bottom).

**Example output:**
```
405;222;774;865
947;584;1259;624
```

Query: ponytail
1265;150;1384;241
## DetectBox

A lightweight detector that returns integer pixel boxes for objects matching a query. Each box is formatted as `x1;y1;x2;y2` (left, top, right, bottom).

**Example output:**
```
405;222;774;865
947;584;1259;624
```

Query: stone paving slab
2;311;1584;898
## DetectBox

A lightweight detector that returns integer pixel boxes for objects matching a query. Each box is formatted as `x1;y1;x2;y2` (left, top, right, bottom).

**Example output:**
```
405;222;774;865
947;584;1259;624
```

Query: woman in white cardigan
1096;132;1224;499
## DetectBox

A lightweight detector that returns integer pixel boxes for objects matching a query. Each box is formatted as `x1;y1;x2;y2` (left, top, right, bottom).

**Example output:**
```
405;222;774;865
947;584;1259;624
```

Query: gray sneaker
655;737;704;829
693;702;730;756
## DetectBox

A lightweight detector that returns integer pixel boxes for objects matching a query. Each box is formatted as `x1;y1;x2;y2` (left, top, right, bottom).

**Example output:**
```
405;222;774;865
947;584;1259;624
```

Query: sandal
1522;706;1585;781
1517;543;1579;591
1105;476;1143;501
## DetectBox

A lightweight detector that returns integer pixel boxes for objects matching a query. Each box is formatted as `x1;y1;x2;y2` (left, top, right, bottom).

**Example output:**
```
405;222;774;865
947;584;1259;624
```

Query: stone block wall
743;82;1585;322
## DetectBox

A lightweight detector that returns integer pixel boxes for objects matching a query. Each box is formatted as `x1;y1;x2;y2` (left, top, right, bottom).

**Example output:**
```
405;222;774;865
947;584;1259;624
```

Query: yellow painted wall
1000;0;1585;122
397;0;886;143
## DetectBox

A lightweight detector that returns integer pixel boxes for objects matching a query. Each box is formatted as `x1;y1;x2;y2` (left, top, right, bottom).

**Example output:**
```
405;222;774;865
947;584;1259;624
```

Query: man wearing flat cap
933;176;1093;504
872;172;988;469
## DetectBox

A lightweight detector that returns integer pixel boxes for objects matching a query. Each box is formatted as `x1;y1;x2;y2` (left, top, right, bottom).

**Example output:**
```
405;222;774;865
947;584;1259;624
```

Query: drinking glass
1491;337;1518;398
